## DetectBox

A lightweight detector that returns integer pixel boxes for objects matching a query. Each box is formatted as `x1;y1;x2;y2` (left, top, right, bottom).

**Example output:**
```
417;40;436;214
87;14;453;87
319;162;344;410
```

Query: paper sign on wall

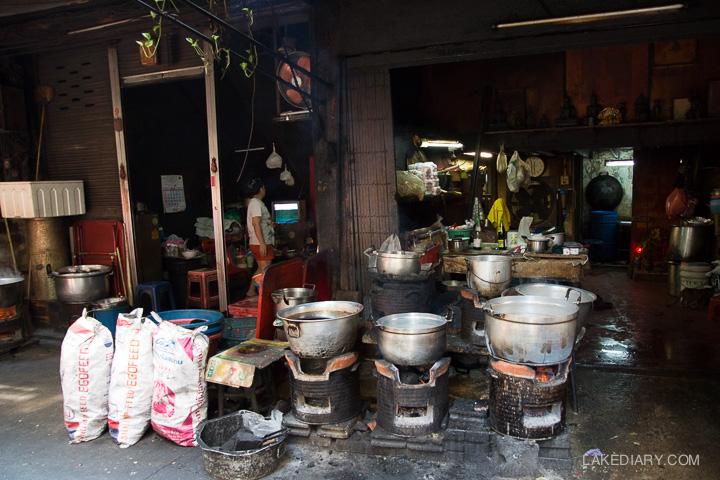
161;175;186;213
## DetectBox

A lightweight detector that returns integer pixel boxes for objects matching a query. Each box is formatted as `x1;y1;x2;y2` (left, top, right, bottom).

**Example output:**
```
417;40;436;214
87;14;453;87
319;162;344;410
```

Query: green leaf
152;25;160;33
149;11;157;19
136;40;144;47
142;32;152;41
185;37;194;44
211;34;219;41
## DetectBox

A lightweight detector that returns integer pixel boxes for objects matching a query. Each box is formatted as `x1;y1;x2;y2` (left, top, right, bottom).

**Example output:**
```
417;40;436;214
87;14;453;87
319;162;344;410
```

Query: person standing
244;178;275;297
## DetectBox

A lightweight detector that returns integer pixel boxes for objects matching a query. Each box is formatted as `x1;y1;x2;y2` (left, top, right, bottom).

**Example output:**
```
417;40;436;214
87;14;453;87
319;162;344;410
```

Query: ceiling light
605;160;634;167
495;3;684;29
421;140;463;149
463;151;493;158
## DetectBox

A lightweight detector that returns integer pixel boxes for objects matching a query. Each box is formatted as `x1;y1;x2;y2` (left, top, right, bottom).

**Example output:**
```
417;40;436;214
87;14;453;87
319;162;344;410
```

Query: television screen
273;201;300;224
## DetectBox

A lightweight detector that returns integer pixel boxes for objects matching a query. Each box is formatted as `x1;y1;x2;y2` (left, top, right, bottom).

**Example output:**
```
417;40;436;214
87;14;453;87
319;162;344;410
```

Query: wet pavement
576;267;720;374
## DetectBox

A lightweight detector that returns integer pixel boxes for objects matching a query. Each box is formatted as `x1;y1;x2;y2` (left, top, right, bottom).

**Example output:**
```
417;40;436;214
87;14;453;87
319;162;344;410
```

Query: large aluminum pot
0;275;24;308
511;283;596;332
277;301;363;358
376;312;450;366
271;285;316;341
466;255;512;298
373;250;422;276
48;264;112;304
271;284;316;312
483;295;578;365
668;225;714;262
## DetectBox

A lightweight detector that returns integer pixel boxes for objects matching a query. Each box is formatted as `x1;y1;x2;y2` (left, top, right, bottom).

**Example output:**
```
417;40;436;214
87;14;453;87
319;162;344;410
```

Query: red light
634;246;643;255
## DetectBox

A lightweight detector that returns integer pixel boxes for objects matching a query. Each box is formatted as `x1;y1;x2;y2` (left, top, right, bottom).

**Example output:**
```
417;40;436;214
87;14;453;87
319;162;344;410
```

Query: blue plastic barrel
154;309;224;335
589;210;618;261
91;297;131;337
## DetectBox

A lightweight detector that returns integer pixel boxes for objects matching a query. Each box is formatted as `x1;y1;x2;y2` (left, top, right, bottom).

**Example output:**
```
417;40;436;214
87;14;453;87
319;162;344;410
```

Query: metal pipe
495;3;684;29
132;0;316;105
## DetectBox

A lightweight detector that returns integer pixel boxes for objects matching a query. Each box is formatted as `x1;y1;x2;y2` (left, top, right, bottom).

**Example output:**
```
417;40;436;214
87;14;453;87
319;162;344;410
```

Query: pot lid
485;295;579;324
514;283;597;304
56;264;112;277
376;313;447;334
0;276;24;285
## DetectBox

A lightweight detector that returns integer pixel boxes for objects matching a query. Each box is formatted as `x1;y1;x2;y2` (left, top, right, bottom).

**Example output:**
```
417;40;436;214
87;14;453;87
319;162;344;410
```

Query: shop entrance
122;78;212;309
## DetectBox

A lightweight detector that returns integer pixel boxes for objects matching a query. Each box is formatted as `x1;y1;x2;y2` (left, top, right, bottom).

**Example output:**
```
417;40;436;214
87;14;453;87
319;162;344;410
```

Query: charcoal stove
369;269;436;318
374;357;450;437
285;351;362;425
488;358;569;440
459;287;485;346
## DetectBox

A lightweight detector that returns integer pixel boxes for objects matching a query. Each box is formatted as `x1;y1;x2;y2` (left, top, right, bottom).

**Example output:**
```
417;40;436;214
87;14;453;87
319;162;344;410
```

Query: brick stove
284;351;362;425
374;357;451;436
459;287;485;346
488;358;569;440
369;269;436;318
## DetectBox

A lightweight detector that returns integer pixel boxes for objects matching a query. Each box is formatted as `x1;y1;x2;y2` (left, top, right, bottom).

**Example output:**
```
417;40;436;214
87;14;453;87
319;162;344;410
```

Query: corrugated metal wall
340;67;398;291
38;45;120;218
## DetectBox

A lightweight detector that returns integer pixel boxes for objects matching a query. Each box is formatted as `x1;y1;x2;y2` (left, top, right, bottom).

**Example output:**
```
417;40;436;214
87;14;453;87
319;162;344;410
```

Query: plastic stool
187;268;220;309
136;281;176;312
708;295;720;322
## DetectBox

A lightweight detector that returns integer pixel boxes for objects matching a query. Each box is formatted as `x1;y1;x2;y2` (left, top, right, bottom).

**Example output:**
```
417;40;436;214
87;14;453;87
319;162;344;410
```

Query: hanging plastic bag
506;150;525;193
60;308;114;443
496;145;508;174
108;309;156;448
519;157;532;189
150;315;209;447
280;165;295;186
265;143;282;169
665;187;688;219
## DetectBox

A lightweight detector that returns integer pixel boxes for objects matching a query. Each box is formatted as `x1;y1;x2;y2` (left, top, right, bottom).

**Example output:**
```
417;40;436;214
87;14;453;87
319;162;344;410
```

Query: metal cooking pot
668;224;714;262
0;275;24;308
483;295;579;365
375;312;451;367
271;285;316;341
466;255;512;298
510;283;596;332
277;301;363;358
47;264;112;304
449;238;469;253
365;249;421;276
524;235;550;253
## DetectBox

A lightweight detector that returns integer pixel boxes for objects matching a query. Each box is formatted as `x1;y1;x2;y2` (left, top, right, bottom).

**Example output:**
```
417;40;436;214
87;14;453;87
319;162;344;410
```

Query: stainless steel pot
0;275;24;308
375;312;450;366
524;235;550;253
271;285;316;341
277;301;363;358
367;250;421;276
511;283;596;332
547;232;565;248
449;238;469;253
466;255;512;298
668;224;714;262
483;295;578;365
47;264;112;304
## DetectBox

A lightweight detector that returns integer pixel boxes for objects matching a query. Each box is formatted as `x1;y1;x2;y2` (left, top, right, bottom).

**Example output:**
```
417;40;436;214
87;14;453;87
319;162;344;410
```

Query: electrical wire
236;73;256;183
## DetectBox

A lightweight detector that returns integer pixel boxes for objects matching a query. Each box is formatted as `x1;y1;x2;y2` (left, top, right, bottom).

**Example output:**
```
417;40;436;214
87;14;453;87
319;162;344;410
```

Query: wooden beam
107;45;138;303
204;48;228;313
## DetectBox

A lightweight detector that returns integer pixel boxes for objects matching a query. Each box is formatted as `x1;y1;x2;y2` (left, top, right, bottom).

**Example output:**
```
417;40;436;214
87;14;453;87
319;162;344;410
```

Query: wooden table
443;251;590;285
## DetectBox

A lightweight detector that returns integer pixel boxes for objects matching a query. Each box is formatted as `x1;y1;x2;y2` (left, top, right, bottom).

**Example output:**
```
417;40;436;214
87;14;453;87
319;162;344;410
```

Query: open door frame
107;45;228;311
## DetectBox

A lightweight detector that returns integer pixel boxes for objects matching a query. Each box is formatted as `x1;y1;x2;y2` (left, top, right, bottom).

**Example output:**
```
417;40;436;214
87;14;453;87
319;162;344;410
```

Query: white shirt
247;198;274;245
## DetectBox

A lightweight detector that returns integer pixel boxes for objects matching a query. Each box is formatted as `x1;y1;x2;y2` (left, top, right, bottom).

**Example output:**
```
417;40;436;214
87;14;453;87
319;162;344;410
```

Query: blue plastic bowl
154;309;224;334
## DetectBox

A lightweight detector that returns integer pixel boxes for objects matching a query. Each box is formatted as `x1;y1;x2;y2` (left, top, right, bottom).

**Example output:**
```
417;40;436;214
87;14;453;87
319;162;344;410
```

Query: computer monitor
272;201;302;224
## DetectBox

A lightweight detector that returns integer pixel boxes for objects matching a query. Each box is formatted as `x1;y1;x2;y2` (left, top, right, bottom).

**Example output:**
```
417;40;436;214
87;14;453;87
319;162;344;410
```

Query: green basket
447;228;472;240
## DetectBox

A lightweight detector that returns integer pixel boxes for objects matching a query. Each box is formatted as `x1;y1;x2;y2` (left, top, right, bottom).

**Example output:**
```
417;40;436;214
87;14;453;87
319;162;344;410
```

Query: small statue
635;94;650;122
556;95;579;127
586;92;602;126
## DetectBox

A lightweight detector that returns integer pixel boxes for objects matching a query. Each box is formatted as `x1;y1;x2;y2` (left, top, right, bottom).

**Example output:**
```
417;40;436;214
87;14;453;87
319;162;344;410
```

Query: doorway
122;78;211;308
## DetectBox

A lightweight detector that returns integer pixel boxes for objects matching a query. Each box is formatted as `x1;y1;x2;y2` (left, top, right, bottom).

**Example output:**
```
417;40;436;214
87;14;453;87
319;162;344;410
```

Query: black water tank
585;172;623;211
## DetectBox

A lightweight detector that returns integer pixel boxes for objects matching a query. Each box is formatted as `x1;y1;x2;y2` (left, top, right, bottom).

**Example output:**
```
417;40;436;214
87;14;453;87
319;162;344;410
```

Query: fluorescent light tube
605;160;634;167
421;140;464;149
463;151;493;158
495;4;684;29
